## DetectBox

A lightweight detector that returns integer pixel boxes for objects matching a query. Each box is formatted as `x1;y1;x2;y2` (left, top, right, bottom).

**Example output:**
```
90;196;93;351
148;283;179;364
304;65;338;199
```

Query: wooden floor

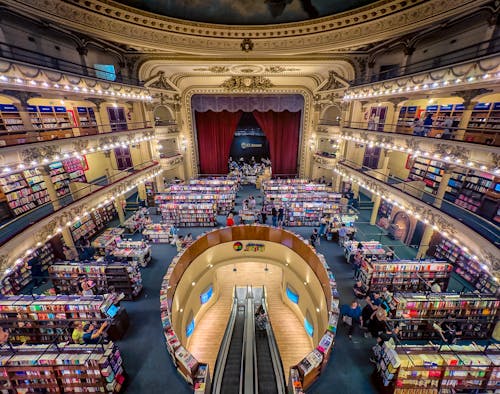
186;262;312;379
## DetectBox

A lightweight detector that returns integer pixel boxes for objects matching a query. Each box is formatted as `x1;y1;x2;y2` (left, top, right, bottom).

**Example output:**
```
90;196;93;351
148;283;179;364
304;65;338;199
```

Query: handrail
0;120;153;148
0;41;142;86
0;160;160;246
349;37;500;86
243;297;255;394
262;288;286;394
339;158;500;246
211;291;238;394
342;121;499;147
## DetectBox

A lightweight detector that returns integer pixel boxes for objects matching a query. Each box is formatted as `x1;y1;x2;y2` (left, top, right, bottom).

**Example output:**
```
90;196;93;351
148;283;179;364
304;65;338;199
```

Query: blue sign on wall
0;104;18;112
38;106;53;113
54;106;67;113
200;286;213;305
426;105;438;111
474;103;491;110
304;318;314;337
454;104;465;111
286;286;299;304
186;319;195;338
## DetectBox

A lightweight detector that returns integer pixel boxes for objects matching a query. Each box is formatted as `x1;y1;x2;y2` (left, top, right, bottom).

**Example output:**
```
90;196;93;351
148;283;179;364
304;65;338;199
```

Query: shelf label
494;102;500;110
38;106;53;112
426;105;438;111
399;106;407;112
474;102;491;110
407;106;417;112
54;106;67;113
0;104;18;112
440;104;453;111
77;107;87;113
26;105;37;112
454;104;465;111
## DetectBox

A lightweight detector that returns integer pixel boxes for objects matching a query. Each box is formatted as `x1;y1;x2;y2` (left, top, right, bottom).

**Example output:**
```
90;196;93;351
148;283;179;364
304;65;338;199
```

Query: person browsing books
82;321;109;344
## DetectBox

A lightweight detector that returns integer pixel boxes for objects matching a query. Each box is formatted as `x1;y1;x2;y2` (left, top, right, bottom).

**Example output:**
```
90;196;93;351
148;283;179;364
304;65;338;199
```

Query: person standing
338;223;348;246
271;206;278;227
423;113;433;136
310;228;319;248
412;117;424;136
28;254;43;287
261;205;267;224
226;213;235;227
441;115;453;139
341;301;363;340
319;216;328;238
277;206;284;227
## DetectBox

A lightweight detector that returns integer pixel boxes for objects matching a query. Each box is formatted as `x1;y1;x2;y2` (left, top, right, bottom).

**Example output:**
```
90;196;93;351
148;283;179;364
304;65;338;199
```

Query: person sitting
183;233;193;247
72;321;85;344
353;280;367;299
176;236;184;252
82;321;109;344
367;292;384;307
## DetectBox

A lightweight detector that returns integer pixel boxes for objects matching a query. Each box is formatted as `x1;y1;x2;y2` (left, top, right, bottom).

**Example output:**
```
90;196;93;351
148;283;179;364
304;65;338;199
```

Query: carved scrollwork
221;76;273;92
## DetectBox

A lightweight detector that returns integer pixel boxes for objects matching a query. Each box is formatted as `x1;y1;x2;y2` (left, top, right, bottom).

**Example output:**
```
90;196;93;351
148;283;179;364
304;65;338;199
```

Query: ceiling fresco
117;0;380;25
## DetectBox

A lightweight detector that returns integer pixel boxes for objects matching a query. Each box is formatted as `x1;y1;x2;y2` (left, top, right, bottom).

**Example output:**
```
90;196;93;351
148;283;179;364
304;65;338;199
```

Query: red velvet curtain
195;110;243;174
252;110;301;175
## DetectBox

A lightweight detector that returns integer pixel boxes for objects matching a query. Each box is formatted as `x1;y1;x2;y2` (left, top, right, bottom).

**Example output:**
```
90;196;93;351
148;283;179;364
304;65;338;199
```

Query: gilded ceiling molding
182;87;314;178
2;0;489;55
337;163;499;269
221;76;274;92
0;165;162;268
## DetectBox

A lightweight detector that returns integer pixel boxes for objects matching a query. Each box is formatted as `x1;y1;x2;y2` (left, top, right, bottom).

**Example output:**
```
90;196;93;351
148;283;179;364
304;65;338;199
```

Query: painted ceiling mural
118;0;380;25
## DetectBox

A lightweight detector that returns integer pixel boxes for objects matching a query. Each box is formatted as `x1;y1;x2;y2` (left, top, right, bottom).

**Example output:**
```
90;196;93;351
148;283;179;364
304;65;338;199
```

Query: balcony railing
0;120;152;147
350;37;500;86
340;159;500;246
0;160;159;246
0;41;141;86
341;121;499;147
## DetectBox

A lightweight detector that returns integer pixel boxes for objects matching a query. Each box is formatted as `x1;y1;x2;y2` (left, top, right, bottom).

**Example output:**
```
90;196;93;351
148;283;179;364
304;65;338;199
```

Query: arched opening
153;105;175;126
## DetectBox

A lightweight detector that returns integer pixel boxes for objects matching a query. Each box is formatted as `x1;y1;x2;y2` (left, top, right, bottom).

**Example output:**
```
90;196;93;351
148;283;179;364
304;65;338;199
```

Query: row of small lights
343;72;499;101
333;166;496;281
340;135;500;175
1;135;156;174
0;75;152;101
4;168;164;277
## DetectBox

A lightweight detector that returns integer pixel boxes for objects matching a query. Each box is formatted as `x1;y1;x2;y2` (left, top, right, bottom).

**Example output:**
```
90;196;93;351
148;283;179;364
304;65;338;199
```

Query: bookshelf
344;240;386;263
49;261;142;300
423;104;463;138
160;202;217;227
145;181;156;206
466;102;500;144
0;104;24;133
62;157;87;183
393;292;500;340
0;342;125;392
143;224;173;243
432;237;498;294
71;214;97;243
48;161;71;197
122;207;149;233
0;294;117;343
359;260;452;292
112;240;151;267
397;106;422;134
375;342;500;393
76;106;98;133
408;157;448;195
0;172;37;216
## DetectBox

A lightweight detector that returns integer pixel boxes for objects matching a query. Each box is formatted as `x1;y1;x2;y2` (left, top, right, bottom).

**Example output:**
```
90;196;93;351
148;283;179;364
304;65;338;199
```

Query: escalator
220;302;245;393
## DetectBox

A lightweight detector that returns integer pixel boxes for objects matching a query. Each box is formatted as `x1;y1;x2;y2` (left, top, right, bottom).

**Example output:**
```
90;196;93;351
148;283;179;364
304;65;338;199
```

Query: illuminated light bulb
482;74;489;79
66;221;71;226
467;161;474;167
455;78;461;83
2;167;11;173
443;80;448;86
0;75;7;82
467;76;475;82
432;82;439;88
73;86;80;91
54;83;60;88
414;86;419;90
64;85;70;90
29;80;36;86
15;78;23;84
17;164;25;170
422;84;428;89
42;158;49;163
480;165;487;170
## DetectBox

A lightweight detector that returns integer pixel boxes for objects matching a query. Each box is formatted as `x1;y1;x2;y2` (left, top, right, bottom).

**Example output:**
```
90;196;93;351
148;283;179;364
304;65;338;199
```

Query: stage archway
192;94;304;176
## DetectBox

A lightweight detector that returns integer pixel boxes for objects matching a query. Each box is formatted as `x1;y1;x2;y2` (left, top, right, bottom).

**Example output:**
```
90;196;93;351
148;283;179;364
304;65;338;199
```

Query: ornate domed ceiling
118;0;380;25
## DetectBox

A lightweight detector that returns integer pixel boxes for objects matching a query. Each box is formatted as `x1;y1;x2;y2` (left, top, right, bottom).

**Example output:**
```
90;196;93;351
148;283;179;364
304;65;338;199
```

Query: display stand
375;342;500;393
0;294;126;343
122;207;149;233
143;223;173;243
112;240;151;267
408;157;448;195
393;292;500;340
49;261;142;300
344;240;386;263
0;342;126;392
160;203;217;227
358;260;452;292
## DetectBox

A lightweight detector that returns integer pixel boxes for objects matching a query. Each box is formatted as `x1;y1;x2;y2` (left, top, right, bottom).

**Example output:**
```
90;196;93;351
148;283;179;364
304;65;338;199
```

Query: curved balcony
0;161;161;263
336;160;499;269
334;122;499;175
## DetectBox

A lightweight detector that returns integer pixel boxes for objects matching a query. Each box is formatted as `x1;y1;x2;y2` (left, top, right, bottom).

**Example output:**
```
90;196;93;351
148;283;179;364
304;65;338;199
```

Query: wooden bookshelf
375;342;500;393
359;260;452;292
160;202;217;227
49;261;142;300
432;237;498;294
0;342;125;392
112;240;151;267
0;294;115;343
408;157;448;195
75;106;98;134
0;172;37;216
393;292;499;340
397;106;423;134
0;104;24;133
62;157;87;183
143;224;172;243
423;104;463;138
465;102;500;145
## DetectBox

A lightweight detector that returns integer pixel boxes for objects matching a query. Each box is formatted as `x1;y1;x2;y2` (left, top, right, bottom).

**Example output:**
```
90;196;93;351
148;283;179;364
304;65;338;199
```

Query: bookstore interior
0;0;499;393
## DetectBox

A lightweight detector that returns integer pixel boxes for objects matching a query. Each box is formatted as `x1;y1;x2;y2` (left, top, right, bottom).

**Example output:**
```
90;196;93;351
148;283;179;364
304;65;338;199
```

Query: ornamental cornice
344;54;500;101
341;127;500;173
337;163;499;269
1;0;490;55
160;154;184;169
0;164;162;268
0;128;154;171
182;87;314;178
0;58;150;100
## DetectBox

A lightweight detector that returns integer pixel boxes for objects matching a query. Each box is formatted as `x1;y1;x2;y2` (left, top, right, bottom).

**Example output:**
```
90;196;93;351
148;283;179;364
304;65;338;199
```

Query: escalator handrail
212;289;238;394
262;289;286;394
242;297;255;394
